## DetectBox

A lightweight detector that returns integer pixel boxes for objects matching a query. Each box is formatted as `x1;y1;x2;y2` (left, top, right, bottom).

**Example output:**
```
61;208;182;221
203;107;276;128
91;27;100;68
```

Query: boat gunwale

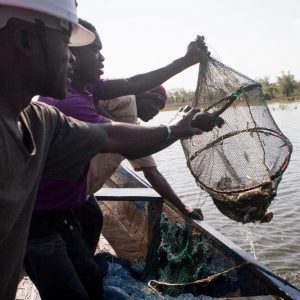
99;165;300;300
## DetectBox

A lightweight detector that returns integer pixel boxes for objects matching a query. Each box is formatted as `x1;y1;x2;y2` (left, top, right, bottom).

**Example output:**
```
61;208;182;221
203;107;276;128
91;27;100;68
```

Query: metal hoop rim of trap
186;127;293;195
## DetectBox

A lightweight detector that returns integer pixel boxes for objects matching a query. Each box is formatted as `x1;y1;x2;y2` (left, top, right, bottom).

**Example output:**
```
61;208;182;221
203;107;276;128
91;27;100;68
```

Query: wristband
163;125;172;140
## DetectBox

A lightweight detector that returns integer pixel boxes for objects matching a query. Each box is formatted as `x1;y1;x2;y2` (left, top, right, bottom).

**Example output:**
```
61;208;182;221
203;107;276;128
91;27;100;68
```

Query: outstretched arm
98;106;197;158
99;122;174;158
99;107;224;159
93;36;209;100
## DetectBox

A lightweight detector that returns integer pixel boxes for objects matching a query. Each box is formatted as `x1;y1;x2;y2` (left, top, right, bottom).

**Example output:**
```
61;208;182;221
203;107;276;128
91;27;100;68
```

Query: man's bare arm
98;107;224;159
94;36;208;100
98;107;198;158
142;166;187;211
142;166;203;220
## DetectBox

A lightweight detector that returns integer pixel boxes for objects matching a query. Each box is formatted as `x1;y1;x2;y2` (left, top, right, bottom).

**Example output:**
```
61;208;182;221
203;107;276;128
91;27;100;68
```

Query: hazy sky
77;0;300;91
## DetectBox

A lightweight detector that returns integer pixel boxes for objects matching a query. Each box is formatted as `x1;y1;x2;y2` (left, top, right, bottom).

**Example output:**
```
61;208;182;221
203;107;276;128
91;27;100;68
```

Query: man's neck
70;77;86;95
0;67;33;121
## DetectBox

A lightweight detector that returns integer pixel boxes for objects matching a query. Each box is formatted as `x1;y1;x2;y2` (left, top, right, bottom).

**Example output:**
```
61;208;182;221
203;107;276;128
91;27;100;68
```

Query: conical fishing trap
181;56;293;223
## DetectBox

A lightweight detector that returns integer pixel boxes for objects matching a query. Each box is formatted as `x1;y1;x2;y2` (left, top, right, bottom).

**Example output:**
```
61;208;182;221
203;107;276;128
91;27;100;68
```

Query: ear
13;27;33;56
69;47;80;70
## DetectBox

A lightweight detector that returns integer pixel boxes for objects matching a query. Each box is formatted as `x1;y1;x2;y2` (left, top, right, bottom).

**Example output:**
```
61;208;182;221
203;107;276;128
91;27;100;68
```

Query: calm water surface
126;102;300;288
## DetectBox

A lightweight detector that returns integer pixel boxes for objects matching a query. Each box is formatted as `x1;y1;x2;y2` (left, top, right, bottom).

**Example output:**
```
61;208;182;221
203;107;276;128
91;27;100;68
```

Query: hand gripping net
181;57;293;223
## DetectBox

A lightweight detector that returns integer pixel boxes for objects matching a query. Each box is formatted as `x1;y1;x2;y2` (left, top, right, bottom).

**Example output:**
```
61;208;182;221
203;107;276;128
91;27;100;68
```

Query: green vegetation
164;71;300;110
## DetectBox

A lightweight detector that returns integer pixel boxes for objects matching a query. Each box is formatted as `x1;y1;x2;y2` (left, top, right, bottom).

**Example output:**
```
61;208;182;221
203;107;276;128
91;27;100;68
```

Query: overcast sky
77;0;300;91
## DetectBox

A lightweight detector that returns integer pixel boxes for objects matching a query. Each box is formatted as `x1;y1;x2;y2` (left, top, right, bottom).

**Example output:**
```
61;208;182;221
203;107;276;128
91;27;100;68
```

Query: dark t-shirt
0;102;106;300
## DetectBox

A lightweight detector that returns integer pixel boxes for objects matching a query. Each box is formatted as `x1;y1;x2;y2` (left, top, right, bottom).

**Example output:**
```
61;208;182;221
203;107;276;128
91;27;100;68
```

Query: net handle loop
205;83;262;117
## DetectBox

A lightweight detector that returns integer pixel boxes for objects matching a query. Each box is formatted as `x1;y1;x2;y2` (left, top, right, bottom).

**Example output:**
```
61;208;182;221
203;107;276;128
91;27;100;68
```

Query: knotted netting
181;57;293;223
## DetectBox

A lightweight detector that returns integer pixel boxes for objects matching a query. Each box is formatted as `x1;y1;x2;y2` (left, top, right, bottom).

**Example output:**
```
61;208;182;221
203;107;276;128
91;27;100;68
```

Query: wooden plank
100;198;163;262
95;187;161;201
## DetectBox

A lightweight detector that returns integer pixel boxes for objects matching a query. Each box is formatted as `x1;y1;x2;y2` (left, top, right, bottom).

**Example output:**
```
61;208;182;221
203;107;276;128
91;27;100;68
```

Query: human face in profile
136;93;166;122
70;31;105;85
39;27;75;99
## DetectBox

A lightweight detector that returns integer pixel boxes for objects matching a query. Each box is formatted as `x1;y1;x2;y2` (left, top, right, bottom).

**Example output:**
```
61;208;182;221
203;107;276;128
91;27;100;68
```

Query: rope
147;262;249;295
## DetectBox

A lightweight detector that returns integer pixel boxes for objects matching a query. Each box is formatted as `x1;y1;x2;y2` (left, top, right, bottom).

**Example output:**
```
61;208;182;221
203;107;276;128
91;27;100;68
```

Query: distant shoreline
163;96;300;111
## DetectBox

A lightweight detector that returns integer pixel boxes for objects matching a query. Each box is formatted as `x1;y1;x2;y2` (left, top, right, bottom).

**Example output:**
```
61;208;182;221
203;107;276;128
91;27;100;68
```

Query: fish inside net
181;57;293;223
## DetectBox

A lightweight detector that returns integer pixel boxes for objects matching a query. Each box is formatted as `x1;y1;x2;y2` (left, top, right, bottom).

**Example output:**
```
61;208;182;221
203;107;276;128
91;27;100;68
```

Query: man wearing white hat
0;1;95;298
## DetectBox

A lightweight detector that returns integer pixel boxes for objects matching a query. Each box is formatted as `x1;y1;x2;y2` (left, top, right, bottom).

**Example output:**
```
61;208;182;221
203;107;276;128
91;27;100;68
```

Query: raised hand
183;35;210;66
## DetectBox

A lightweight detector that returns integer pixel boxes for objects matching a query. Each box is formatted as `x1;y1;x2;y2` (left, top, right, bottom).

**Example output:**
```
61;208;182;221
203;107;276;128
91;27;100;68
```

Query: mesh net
150;213;226;297
181;57;292;223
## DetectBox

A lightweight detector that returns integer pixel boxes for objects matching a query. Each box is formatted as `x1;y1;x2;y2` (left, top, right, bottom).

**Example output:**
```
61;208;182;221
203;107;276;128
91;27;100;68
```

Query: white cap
0;1;95;46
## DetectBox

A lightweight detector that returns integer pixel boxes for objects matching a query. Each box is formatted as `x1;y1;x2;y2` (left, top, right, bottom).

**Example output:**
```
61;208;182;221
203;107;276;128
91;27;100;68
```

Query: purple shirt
35;88;105;211
40;88;105;124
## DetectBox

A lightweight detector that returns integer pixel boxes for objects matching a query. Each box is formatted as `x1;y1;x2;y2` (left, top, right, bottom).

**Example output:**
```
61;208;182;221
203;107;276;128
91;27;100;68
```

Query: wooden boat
17;165;300;299
95;165;300;300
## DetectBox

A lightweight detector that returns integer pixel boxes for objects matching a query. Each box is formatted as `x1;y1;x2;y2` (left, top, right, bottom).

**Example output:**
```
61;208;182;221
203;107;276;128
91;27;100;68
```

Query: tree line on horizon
166;71;300;105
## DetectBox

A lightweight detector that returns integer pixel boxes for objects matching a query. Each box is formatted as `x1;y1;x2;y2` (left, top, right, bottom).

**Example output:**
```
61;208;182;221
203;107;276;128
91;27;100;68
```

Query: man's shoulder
38;95;61;107
39;91;92;119
22;102;63;127
99;95;137;123
24;101;60;115
38;92;82;108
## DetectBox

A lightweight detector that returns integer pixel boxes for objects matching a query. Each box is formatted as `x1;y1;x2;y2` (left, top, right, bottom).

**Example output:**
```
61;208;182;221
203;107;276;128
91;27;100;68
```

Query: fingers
196;35;205;46
191;128;203;135
215;116;225;128
176;106;189;115
177;106;200;114
195;35;210;56
190;107;200;114
188;35;207;51
189;207;204;220
183;105;191;112
183;106;201;115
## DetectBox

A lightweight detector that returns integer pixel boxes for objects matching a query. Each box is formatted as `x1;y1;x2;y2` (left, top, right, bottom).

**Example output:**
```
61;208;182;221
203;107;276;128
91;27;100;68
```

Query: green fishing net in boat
181;54;293;223
147;214;226;297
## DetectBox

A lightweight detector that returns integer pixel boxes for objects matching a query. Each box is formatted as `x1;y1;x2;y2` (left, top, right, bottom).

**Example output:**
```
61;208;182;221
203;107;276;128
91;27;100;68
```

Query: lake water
125;102;300;288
